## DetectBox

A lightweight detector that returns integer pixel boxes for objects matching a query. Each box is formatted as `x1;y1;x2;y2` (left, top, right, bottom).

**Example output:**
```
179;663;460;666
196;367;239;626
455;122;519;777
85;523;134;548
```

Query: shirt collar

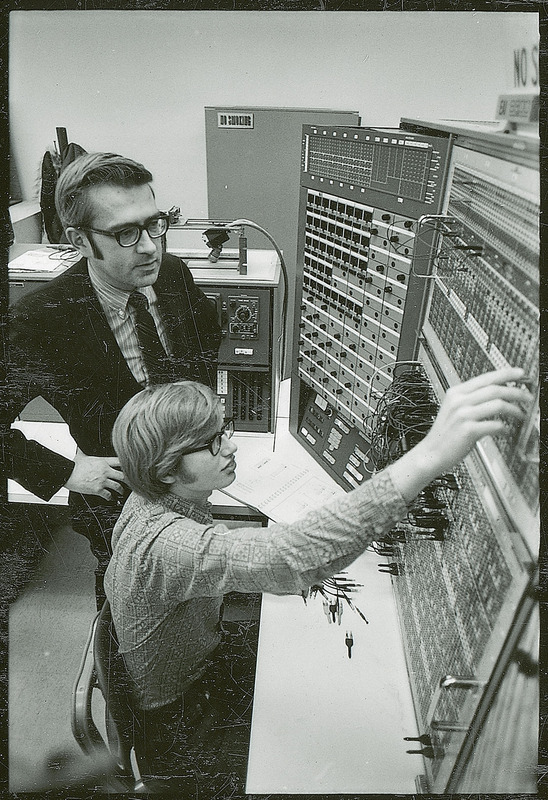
160;492;214;525
88;262;157;316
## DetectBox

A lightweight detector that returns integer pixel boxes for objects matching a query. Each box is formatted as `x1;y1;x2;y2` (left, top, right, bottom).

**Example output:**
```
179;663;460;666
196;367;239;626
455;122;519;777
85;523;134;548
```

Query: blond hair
112;381;222;500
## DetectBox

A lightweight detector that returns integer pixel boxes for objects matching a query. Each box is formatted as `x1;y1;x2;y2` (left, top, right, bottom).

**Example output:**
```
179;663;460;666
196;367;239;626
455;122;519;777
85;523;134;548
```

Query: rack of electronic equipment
165;221;282;435
288;120;539;793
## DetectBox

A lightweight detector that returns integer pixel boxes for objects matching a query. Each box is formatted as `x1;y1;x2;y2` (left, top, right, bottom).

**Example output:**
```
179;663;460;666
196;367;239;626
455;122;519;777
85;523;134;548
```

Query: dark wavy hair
55;152;153;231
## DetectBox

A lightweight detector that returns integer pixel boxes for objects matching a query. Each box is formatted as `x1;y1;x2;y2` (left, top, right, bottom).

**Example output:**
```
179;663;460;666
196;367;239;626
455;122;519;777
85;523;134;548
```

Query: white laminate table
245;416;420;794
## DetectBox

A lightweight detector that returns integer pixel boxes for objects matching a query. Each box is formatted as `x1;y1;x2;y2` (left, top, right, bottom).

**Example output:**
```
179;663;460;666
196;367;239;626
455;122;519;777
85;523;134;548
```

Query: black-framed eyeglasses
180;419;235;457
82;213;170;247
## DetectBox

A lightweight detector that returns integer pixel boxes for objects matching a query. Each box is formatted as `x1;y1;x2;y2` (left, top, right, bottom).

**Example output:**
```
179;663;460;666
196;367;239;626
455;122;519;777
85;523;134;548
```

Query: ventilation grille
229;371;271;432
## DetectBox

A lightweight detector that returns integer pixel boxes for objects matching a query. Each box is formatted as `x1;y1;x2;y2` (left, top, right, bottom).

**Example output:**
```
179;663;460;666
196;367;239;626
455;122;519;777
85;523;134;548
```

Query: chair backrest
72;600;143;779
92;601;143;774
71;611;109;759
91;605;181;794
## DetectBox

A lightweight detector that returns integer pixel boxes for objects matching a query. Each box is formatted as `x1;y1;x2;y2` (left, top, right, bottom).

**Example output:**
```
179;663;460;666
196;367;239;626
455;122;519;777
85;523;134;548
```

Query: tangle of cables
368;368;455;546
303;574;369;625
368;368;439;472
302;574;368;659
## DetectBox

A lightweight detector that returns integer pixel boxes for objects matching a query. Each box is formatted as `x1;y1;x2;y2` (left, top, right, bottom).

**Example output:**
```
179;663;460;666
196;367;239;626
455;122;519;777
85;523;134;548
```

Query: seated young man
104;369;528;792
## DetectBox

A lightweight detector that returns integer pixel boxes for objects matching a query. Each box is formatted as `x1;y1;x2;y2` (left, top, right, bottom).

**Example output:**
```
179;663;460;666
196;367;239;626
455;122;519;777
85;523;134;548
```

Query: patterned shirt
104;469;408;710
88;263;171;386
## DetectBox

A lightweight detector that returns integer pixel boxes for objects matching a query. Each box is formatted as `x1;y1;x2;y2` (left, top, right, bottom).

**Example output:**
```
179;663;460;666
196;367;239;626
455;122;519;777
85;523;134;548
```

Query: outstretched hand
65;448;126;500
389;367;531;503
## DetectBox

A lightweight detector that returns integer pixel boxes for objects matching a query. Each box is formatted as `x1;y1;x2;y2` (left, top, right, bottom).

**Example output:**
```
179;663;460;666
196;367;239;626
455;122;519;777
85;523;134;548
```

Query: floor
8;518;104;792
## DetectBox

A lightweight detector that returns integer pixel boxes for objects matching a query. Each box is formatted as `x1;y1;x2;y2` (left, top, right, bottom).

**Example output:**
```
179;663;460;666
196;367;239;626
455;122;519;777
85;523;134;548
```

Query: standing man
7;153;221;604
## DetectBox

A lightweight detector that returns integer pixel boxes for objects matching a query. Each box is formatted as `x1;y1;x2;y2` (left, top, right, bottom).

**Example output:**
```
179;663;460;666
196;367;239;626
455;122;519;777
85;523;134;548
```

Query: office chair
72;601;255;795
71;601;152;792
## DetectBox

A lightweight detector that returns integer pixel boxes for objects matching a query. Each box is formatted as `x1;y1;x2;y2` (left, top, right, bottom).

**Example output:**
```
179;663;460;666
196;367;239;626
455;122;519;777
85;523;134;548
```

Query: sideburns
89;234;104;260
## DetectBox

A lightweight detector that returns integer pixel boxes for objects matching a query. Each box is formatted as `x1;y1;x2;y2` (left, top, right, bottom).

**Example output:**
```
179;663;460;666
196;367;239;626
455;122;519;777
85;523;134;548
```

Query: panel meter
228;295;259;339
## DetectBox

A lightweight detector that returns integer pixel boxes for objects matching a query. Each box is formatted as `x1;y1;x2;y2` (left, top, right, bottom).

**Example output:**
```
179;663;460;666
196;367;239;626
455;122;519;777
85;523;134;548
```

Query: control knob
235;305;252;322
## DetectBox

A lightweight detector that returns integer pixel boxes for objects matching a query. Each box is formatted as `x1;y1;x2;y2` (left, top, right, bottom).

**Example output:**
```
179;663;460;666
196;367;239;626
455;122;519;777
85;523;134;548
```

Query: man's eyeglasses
180;419;235;457
82;213;170;248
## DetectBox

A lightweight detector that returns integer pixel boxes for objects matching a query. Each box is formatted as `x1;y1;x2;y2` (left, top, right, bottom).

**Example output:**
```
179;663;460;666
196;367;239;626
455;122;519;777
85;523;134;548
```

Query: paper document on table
9;248;79;272
221;454;344;524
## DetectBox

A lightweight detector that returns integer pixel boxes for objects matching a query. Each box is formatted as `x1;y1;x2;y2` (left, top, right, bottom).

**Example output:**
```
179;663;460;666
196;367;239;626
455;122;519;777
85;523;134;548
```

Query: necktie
128;291;170;385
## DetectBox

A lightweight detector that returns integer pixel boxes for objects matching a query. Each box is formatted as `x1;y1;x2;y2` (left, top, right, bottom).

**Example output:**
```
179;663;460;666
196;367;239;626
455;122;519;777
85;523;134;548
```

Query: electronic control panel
290;125;451;490
203;287;273;432
370;357;537;794
228;295;259;339
301;125;449;216
381;121;539;793
418;132;539;536
182;248;282;433
204;288;270;366
288;121;539;793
